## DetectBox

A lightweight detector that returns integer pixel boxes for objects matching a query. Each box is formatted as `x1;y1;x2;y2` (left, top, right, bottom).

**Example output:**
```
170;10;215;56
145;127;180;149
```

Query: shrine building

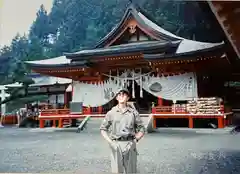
25;3;235;129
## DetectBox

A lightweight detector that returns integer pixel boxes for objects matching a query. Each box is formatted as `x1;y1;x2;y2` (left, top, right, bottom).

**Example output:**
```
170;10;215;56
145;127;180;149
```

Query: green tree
29;4;51;45
0;45;12;57
0;0;225;87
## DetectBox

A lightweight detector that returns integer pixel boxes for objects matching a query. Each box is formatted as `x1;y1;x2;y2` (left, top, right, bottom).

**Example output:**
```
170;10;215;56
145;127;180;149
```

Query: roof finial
128;0;137;8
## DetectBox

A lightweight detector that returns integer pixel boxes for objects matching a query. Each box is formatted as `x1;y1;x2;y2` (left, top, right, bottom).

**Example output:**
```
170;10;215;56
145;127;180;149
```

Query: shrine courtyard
1;125;240;174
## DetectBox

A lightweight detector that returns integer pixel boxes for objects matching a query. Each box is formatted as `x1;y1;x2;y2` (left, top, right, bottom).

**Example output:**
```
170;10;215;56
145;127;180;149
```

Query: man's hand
135;132;144;142
133;138;138;143
101;130;119;150
109;140;118;150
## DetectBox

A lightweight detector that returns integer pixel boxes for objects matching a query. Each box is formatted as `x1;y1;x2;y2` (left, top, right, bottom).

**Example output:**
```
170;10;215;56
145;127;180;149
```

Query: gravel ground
1;124;240;174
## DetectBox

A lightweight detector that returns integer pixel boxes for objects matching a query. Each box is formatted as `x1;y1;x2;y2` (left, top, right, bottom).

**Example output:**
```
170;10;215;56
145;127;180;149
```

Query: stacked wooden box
186;100;198;114
172;104;187;113
187;97;221;114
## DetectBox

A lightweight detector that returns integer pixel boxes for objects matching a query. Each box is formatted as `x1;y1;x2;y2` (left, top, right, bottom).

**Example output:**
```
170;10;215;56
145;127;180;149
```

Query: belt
115;136;134;141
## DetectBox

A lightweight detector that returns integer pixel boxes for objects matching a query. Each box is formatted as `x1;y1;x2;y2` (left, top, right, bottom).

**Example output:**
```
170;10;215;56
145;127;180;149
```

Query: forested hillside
0;0;224;85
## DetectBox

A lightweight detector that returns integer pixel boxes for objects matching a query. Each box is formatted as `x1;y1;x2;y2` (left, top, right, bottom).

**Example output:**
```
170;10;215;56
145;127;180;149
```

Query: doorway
127;81;158;114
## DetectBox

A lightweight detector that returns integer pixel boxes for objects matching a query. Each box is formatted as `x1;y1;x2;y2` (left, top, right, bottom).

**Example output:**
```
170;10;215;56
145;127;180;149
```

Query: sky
0;0;53;48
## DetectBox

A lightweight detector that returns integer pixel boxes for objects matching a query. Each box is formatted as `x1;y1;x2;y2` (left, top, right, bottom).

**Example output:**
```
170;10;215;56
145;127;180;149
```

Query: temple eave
25;59;89;69
25;63;71;69
207;1;240;59
64;41;180;59
144;43;225;60
28;43;225;75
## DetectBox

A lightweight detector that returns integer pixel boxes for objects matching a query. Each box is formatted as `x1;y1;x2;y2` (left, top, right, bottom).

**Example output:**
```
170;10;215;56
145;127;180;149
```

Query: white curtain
135;72;198;101
72;71;198;106
72;79;122;107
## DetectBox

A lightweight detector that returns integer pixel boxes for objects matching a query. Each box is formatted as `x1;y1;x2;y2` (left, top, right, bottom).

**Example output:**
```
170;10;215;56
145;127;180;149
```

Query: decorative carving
129;25;136;34
149;82;162;93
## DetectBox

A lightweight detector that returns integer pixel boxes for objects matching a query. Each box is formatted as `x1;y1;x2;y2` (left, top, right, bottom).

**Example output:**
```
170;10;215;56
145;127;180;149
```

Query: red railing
152;106;188;114
1;115;18;125
40;109;70;116
86;106;111;114
40;106;110;116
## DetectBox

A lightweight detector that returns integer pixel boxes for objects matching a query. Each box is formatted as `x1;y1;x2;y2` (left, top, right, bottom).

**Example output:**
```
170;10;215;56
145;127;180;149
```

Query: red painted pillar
152;107;156;114
39;119;44;128
189;117;193;128
64;92;68;108
158;97;163;106
152;107;157;129
218;117;224;128
220;105;224;113
153;118;157;129
52;120;56;127
86;107;91;114
98;106;103;114
58;119;63;128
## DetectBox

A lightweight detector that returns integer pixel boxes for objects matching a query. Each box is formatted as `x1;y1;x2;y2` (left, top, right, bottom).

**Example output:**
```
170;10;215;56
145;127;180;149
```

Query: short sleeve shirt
100;105;145;139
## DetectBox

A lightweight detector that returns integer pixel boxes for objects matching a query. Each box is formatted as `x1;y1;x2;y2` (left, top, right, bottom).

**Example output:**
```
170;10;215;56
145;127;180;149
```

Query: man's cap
116;88;130;96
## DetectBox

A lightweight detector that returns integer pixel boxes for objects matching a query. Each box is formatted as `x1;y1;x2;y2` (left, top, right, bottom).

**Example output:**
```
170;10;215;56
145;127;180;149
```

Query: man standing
100;88;145;173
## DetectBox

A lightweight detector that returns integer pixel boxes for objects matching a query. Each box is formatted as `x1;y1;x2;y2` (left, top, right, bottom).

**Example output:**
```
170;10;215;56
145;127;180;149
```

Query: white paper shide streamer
132;71;135;98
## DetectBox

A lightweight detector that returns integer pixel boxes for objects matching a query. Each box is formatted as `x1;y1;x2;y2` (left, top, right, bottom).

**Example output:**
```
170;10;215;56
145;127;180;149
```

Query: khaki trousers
110;140;138;174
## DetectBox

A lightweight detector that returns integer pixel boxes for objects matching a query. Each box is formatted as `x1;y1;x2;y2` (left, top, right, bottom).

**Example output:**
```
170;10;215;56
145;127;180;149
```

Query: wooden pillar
158;97;163;106
64;92;68;107
86;107;91;114
220;105;224;113
52;119;56;127
39;119;44;128
218;117;224;128
58;118;63;128
153;117;157;129
98;106;103;114
152;107;156;114
188;117;193;128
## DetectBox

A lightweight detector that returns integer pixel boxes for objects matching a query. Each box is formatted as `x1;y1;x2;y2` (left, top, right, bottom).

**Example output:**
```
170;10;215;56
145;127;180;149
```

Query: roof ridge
127;1;141;11
127;2;164;30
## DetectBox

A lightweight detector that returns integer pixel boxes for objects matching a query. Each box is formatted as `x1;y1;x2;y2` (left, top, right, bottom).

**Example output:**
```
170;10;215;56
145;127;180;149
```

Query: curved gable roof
25;3;225;70
94;3;181;48
92;3;224;54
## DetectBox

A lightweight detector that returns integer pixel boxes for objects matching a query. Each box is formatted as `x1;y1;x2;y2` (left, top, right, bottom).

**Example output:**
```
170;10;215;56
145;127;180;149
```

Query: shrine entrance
127;80;158;114
103;80;157;114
